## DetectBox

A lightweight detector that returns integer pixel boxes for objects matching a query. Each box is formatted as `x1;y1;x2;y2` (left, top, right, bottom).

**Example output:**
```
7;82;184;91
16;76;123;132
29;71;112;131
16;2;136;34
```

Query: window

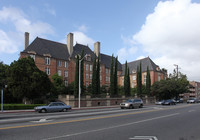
86;82;89;87
106;76;109;82
132;75;136;81
64;71;68;77
90;74;92;80
45;67;50;75
86;73;89;79
144;74;146;85
45;57;50;65
86;64;89;71
58;60;62;67
58;70;62;76
64;80;68;87
106;68;109;74
158;74;161;81
90;65;93;71
64;61;68;68
30;54;35;61
100;75;102;81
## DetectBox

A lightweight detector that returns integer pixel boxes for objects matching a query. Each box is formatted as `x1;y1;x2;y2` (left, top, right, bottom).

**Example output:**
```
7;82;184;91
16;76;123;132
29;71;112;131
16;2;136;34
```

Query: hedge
1;104;45;110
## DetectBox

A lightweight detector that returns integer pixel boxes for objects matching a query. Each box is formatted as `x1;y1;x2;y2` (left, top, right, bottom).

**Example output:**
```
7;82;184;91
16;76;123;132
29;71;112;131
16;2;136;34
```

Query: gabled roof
22;37;122;70
121;57;159;75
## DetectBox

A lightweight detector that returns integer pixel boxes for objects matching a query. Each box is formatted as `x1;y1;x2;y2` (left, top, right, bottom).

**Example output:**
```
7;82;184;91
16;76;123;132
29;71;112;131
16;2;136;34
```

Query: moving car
187;98;197;103
34;102;71;113
162;99;176;105
155;100;164;105
120;99;143;109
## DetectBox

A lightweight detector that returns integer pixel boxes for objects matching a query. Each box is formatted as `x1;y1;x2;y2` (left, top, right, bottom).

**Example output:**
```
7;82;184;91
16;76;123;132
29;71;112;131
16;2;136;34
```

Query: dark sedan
34;102;71;113
162;99;176;105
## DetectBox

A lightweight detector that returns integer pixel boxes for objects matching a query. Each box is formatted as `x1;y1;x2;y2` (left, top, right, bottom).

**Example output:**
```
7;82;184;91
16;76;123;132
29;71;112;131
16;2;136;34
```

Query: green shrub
2;104;45;110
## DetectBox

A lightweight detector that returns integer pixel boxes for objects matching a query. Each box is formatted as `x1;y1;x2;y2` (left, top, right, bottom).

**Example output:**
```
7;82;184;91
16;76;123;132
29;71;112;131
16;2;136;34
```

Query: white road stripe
42;113;179;140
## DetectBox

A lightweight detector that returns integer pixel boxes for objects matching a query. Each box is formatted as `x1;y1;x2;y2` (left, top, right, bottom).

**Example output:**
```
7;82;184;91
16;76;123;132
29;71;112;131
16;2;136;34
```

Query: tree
80;49;85;95
74;55;79;96
151;73;189;100
137;62;142;97
124;61;130;96
96;55;100;95
92;55;97;95
146;66;151;96
7;57;52;103
113;56;118;96
50;73;67;101
109;55;114;95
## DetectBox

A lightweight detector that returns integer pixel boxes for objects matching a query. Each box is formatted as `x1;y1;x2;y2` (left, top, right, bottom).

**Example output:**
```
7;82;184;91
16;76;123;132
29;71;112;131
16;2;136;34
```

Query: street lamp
78;54;88;108
1;85;7;112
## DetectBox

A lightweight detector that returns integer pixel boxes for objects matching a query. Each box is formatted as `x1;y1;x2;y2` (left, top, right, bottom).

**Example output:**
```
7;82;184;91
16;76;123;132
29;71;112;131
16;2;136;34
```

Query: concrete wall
58;95;156;108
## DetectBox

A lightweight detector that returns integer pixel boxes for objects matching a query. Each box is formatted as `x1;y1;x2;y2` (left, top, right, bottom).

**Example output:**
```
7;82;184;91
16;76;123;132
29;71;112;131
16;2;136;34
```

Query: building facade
119;57;167;88
20;32;167;89
20;32;122;87
180;81;200;99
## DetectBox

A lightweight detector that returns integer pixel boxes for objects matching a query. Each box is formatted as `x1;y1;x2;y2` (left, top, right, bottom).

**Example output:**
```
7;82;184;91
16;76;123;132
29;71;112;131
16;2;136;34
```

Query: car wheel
139;104;143;108
62;108;68;112
40;109;47;113
121;107;124;109
129;105;134;109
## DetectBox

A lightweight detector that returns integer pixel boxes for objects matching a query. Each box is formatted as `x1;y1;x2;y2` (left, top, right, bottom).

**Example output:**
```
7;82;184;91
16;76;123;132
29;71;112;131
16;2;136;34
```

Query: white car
187;98;197;104
155;100;164;105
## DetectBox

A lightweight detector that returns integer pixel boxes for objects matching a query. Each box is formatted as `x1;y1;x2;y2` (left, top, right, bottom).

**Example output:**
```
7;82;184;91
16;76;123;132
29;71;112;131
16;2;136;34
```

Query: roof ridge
37;37;67;46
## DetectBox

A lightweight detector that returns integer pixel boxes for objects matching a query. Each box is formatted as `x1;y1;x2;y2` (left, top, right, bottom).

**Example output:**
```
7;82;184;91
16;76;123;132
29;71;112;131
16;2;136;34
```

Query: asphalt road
0;104;200;140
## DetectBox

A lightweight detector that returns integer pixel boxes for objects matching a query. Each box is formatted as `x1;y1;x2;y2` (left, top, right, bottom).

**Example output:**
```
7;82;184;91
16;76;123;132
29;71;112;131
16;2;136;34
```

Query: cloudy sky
0;0;200;81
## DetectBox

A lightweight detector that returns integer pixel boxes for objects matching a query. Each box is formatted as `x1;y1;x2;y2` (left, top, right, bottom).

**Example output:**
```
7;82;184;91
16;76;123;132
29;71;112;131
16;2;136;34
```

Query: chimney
67;33;74;56
94;41;100;57
24;32;29;50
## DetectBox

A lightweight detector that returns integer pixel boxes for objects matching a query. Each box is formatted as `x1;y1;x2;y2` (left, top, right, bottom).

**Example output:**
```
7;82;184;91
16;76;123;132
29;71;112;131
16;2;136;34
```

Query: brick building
119;57;167;88
20;32;122;87
20;32;167;89
180;81;200;99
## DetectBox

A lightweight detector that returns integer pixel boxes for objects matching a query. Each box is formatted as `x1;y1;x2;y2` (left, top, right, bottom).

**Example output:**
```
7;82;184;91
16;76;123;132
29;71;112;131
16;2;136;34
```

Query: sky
0;0;200;81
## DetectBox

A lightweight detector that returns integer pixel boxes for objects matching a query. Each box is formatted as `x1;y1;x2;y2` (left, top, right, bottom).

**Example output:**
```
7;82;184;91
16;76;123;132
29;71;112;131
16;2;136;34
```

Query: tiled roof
121;57;159;75
22;37;122;70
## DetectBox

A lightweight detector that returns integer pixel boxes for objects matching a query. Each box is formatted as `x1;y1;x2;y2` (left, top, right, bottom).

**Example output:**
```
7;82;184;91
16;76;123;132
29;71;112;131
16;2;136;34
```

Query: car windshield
125;99;133;103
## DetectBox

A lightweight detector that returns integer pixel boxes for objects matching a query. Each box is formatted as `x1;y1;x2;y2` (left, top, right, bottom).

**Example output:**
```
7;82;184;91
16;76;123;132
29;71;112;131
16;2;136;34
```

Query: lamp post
1;85;7;112
78;54;88;108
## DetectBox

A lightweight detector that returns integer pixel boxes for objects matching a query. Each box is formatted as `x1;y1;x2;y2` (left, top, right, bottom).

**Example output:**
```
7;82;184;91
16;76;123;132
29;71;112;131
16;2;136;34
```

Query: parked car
176;98;183;103
155;100;164;105
187;98;197;104
120;99;143;109
162;99;176;105
34;102;71;113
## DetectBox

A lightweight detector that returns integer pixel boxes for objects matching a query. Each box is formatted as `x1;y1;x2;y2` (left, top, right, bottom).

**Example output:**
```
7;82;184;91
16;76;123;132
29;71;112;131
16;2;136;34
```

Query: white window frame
64;80;68;87
86;64;89;71
132;75;136;81
45;57;50;65
90;74;92;80
64;70;68;77
90;65;93;71
64;61;68;68
86;73;89;79
45;67;50;75
58;70;62;76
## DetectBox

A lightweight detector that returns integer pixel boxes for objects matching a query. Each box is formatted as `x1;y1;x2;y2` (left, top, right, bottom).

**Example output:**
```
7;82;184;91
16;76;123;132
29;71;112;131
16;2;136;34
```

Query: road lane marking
130;136;158;140
188;110;195;112
42;113;179;140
